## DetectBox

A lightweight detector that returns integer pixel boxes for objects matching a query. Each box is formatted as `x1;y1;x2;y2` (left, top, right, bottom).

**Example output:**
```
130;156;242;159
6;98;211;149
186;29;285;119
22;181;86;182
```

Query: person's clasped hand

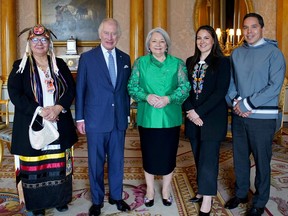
147;94;160;106
153;96;170;108
233;99;251;118
186;109;204;126
39;105;63;122
147;94;169;108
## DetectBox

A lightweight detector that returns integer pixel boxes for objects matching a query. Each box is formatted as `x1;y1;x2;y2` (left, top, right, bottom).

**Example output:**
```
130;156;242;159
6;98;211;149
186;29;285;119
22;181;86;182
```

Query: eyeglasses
30;37;49;44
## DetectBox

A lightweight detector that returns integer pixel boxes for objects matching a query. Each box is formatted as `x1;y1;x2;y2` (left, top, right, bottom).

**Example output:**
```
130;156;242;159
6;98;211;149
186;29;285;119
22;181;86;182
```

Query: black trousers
189;137;221;195
232;115;275;208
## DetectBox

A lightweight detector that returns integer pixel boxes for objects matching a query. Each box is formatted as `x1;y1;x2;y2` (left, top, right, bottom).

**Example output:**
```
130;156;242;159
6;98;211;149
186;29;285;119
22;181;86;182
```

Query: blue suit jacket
75;46;131;133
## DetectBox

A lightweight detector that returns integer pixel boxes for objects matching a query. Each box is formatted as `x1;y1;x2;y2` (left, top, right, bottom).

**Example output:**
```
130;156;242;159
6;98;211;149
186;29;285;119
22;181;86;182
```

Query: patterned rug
0;129;287;215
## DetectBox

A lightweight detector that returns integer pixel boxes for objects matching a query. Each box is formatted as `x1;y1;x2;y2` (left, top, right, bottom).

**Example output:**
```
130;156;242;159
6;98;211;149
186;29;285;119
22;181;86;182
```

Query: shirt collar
101;44;116;56
248;38;265;47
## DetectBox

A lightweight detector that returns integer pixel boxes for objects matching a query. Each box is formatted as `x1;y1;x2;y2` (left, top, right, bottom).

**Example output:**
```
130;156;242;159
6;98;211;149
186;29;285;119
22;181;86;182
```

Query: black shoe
56;204;68;212
89;203;103;216
32;209;45;216
225;196;248;209
199;210;210;216
162;195;173;206
108;198;131;211
189;195;203;203
144;197;154;207
246;207;264;216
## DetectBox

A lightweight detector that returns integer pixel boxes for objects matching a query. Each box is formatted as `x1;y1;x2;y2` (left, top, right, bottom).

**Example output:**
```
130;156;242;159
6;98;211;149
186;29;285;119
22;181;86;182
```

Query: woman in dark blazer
182;25;230;215
8;24;77;216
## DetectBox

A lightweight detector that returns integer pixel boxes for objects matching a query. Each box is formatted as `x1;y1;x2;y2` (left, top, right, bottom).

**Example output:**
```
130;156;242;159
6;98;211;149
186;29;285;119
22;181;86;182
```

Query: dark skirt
138;126;180;175
18;148;73;211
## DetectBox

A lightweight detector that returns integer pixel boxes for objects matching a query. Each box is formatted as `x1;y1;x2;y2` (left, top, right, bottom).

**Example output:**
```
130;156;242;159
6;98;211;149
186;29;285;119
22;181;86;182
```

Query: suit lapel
115;48;124;89
93;46;124;89
94;46;108;71
93;46;114;86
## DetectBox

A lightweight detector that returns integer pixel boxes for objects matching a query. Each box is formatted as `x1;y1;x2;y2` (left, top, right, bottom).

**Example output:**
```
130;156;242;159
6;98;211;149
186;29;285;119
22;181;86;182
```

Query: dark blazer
183;54;231;141
8;58;78;156
75;46;131;132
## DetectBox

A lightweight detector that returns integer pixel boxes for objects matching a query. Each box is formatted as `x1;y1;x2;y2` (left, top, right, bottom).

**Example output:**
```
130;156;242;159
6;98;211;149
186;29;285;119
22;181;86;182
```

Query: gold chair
0;98;11;166
0;78;12;166
274;77;288;146
129;101;137;129
226;108;232;139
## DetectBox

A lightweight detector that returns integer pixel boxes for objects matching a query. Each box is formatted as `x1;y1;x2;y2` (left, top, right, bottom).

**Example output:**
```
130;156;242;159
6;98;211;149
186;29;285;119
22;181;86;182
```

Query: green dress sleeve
168;60;191;105
127;58;148;101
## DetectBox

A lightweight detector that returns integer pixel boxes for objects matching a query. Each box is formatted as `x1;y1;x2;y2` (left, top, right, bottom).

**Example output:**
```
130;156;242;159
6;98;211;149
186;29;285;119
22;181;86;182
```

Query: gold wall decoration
194;0;254;55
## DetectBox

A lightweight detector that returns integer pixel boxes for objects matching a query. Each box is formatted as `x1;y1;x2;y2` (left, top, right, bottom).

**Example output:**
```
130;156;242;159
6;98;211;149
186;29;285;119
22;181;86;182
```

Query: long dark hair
188;25;224;74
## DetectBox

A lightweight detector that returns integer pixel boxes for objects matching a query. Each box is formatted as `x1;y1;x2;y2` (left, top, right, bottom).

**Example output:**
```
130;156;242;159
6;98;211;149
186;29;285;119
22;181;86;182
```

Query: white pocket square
124;65;129;68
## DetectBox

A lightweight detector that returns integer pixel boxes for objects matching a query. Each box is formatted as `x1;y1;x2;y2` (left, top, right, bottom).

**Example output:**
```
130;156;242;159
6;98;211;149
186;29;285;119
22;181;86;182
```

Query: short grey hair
145;27;171;53
98;18;122;38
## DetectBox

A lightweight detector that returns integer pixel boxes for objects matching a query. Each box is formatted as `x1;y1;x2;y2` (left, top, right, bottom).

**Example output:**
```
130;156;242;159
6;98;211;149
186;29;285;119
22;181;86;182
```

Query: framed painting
37;0;113;47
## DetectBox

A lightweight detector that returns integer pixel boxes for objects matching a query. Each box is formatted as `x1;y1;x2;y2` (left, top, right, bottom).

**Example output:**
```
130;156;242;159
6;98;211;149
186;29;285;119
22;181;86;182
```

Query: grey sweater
227;38;286;119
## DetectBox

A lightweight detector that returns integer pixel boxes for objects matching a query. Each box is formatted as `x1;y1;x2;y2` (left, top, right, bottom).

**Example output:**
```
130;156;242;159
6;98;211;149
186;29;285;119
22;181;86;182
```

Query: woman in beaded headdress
7;24;78;216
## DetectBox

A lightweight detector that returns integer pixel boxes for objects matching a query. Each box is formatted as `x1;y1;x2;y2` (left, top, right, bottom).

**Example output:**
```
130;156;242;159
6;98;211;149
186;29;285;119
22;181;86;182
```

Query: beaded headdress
17;24;59;75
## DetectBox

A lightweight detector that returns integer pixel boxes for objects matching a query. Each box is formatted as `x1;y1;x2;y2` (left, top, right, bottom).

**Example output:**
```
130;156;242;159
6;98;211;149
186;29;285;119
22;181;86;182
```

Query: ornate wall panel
253;0;277;39
169;0;196;60
0;0;279;71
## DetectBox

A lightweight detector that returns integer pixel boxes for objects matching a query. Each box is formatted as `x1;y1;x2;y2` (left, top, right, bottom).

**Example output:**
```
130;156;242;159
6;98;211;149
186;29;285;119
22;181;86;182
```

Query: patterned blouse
128;54;191;128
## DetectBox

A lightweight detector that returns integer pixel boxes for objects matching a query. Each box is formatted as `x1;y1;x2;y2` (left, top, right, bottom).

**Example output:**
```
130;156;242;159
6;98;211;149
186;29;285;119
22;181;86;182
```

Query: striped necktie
108;51;116;88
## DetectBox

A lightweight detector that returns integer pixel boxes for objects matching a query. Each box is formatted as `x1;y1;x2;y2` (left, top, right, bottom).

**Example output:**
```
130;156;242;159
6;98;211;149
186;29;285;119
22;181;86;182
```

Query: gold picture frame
37;0;112;47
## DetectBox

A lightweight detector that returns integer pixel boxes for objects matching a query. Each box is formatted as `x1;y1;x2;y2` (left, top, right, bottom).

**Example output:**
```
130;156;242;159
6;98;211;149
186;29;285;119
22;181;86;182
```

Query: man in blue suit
75;18;131;216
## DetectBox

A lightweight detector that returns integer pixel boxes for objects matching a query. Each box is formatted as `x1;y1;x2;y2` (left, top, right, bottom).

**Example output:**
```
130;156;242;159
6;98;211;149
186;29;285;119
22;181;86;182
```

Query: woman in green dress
128;27;190;207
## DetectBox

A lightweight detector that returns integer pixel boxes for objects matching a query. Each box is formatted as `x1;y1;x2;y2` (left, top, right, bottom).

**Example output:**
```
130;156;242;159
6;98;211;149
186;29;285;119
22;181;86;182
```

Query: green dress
128;54;191;128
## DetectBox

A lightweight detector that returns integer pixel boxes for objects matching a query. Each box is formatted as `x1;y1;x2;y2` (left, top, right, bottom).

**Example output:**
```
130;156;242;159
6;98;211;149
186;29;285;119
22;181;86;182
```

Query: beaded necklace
192;61;208;100
38;65;55;94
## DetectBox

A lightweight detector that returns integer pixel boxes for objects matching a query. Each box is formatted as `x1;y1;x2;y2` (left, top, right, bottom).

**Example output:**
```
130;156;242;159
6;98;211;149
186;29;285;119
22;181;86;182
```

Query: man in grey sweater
225;13;286;216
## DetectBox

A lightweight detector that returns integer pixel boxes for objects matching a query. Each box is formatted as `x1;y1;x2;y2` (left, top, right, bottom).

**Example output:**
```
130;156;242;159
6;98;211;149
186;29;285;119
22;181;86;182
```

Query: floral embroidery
192;62;208;100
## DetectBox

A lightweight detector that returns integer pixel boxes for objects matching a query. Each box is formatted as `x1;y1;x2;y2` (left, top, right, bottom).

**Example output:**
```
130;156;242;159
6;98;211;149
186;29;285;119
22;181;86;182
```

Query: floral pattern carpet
0;129;287;216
